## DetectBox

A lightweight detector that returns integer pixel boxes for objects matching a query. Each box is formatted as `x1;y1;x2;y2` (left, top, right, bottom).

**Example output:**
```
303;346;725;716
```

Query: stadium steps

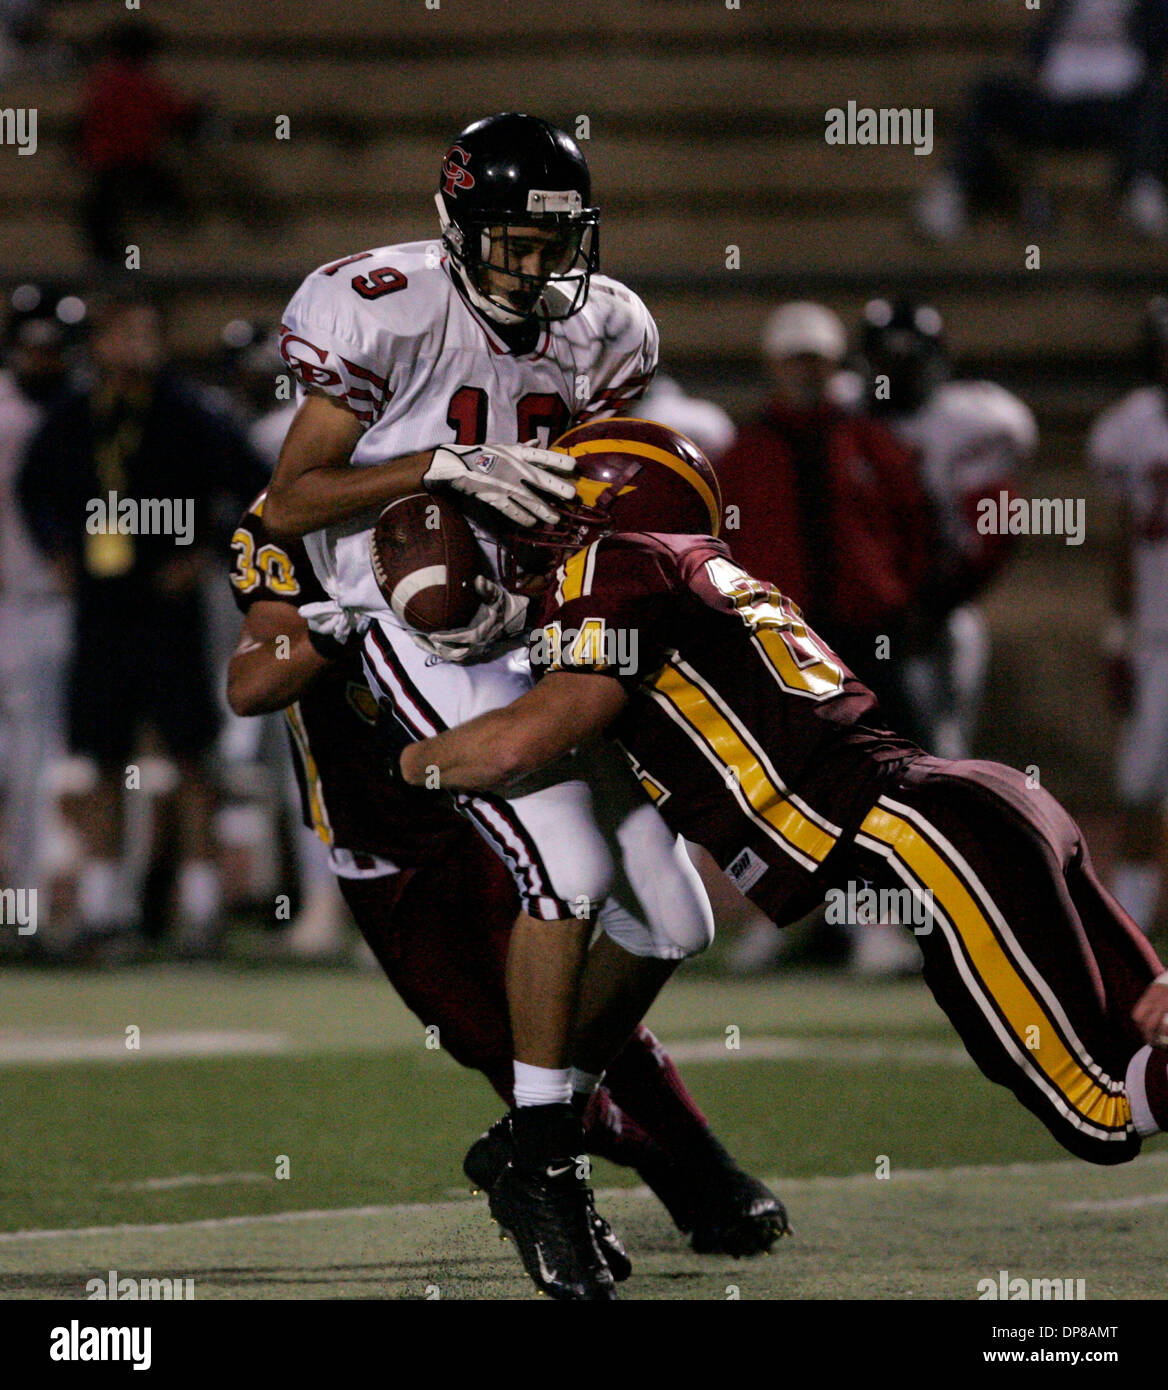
2;0;1152;443
48;0;1025;49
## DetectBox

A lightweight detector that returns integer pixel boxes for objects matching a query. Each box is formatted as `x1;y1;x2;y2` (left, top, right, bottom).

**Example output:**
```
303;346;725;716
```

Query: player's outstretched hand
424;440;576;526
410;577;529;663
1132;975;1168;1049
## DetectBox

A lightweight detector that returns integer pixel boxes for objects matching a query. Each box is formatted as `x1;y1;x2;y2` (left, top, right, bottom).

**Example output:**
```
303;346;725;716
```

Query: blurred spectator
856;299;1037;759
915;0;1168;241
717;301;936;742
716;302;937;979
214;319;350;960
630;372;736;462
0;0;65;79
1087;295;1168;937
78;18;202;266
0;286;75;913
17;292;267;955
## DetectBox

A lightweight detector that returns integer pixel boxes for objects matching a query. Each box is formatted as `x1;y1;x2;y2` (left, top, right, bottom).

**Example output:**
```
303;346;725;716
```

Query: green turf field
0;964;1163;1300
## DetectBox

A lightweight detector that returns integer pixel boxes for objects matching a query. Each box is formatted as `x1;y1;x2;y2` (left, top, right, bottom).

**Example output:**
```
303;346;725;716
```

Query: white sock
1126;1046;1160;1136
512;1061;573;1107
78;859;124;928
178;860;221;924
1112;862;1160;934
569;1068;603;1098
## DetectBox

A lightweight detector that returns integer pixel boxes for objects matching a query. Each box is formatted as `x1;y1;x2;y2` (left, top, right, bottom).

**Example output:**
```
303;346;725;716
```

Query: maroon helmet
501;417;723;590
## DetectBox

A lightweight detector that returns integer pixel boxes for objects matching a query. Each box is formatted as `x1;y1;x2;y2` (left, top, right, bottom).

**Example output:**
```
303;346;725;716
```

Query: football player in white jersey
263;114;718;1300
1088;297;1168;938
858;300;1037;761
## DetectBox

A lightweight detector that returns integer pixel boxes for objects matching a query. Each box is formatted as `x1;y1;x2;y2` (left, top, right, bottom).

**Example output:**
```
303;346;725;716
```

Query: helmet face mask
471;218;597;323
435;114;600;326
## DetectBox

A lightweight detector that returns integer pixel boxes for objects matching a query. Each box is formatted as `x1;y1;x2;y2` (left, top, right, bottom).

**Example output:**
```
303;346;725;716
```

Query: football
370;491;485;633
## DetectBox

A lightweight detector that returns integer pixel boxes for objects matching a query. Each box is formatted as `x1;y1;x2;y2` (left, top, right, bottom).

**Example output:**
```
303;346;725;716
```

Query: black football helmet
435;113;599;326
859;298;949;415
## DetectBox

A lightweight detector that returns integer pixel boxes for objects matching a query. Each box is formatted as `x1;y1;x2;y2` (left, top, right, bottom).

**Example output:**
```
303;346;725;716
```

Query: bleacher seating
0;0;1151;798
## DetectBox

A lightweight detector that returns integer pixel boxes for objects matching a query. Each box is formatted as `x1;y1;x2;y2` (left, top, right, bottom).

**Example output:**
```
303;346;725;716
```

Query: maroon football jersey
534;532;920;923
229;496;464;865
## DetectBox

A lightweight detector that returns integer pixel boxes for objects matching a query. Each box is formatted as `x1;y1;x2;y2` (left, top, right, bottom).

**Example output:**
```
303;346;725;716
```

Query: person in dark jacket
915;0;1168;240
18;292;267;953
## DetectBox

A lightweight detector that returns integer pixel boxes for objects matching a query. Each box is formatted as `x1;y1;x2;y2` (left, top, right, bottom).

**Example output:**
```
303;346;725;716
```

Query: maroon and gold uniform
226;502;741;1198
540;531;917;921
539;531;1166;1164
229;496;517;1092
229;498;464;867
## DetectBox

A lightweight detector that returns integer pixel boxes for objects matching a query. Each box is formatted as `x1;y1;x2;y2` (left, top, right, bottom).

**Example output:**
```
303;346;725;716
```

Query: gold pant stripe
859;803;1131;1134
653;662;837;866
284;701;332;846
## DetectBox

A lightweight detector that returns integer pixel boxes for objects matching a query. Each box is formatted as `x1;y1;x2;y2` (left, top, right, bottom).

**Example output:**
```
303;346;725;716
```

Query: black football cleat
636;1146;791;1257
465;1116;631;1282
688;1167;791;1257
488;1158;618;1301
463;1116;511;1195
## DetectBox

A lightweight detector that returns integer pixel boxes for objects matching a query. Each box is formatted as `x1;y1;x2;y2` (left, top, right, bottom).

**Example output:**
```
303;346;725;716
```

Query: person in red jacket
716;301;937;745
78;18;202;265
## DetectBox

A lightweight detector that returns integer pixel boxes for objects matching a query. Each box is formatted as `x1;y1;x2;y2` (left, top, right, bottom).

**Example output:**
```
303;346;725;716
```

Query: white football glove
423;440;576;526
409;577;529;663
300;599;366;656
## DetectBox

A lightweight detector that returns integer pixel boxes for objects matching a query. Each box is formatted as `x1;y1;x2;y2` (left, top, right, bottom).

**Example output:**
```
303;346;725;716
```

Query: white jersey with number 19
278;240;658;623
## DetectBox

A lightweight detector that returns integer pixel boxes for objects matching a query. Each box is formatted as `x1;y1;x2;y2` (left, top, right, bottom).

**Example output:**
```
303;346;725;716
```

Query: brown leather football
370;492;484;633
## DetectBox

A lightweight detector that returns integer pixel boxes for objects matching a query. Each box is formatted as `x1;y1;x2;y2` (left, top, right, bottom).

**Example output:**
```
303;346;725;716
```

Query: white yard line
0;1031;294;1064
665;1037;971;1065
103;1173;273;1192
0;1204;465;1243
0;1031;970;1068
1060;1190;1168;1212
8;1152;1167;1244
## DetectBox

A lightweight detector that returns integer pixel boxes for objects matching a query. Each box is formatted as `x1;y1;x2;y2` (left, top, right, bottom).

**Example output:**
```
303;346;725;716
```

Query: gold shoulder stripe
652;661;837;869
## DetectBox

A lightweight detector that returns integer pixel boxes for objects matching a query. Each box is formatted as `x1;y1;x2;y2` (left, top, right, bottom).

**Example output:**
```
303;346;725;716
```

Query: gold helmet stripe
556;427;722;536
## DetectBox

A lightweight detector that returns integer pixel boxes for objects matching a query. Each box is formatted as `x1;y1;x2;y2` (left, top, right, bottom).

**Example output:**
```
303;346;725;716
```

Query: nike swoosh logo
535;1243;558;1286
545;1163;573;1178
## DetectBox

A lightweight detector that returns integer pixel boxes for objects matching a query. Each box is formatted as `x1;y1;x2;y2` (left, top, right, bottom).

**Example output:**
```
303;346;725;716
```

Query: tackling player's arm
405;535;671;789
400;672;628;792
227;598;333;716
